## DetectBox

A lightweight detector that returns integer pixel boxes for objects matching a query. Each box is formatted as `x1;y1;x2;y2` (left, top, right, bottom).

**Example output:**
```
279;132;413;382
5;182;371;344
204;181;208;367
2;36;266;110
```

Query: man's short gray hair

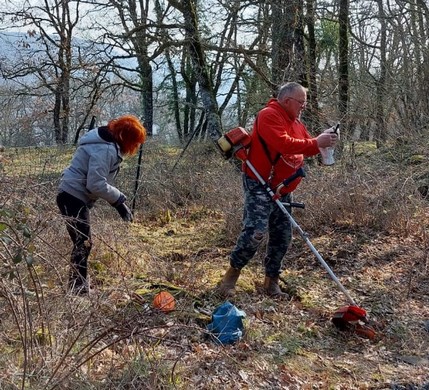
277;82;306;102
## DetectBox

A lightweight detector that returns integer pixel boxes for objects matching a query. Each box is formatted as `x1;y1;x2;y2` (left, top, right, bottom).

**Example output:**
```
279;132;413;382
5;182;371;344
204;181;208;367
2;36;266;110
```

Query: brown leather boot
216;267;241;297
263;276;288;298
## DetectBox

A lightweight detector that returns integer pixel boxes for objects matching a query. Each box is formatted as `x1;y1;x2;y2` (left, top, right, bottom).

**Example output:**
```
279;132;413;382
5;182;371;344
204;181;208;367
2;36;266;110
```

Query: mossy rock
34;328;54;345
408;154;426;165
92;260;107;273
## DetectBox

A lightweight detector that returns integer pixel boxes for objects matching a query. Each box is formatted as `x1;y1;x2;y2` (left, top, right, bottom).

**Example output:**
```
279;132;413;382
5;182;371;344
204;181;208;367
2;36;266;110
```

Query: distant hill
0;30;140;85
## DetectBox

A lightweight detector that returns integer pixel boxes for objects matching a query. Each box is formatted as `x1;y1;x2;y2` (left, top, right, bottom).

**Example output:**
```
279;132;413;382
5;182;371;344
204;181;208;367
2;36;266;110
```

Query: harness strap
254;115;281;184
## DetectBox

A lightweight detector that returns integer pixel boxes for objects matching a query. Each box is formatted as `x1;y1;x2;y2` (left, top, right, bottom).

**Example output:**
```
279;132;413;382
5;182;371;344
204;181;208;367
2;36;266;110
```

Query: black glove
115;202;133;222
112;194;133;222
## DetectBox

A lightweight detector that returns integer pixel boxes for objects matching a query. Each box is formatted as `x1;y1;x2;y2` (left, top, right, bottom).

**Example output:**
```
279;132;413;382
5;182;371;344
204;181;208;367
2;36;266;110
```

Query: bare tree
0;0;111;144
1;0;427;149
92;0;161;136
168;0;223;142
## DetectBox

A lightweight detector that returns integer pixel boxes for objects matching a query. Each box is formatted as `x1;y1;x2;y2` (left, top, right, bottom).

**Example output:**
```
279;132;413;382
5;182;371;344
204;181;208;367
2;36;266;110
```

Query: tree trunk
338;0;349;135
271;1;294;86
181;52;198;142
138;57;154;136
294;0;306;85
169;0;223;141
166;52;183;143
374;0;387;148
305;0;318;108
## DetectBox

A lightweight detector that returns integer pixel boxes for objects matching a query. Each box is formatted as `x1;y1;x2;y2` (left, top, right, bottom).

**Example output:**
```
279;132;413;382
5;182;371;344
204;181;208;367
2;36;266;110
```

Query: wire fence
0;140;239;217
0;144;143;206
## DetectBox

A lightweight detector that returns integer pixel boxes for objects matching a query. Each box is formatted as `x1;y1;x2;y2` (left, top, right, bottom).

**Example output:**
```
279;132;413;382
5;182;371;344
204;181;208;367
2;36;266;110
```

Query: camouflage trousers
230;174;292;277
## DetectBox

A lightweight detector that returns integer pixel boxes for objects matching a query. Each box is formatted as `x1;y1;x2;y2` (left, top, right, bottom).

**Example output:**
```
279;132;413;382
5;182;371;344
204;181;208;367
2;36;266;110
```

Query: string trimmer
217;127;376;339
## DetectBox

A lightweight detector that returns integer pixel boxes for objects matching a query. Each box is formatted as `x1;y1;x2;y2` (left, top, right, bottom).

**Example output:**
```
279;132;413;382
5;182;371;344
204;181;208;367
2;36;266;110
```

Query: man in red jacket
217;82;338;298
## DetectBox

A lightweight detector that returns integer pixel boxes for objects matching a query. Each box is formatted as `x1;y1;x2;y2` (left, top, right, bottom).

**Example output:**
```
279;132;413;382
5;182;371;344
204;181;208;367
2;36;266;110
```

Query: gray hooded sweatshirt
58;128;124;206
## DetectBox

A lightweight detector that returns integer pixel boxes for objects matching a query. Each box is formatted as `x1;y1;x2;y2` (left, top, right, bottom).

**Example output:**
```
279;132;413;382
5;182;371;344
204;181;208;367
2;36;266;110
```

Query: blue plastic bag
206;301;246;345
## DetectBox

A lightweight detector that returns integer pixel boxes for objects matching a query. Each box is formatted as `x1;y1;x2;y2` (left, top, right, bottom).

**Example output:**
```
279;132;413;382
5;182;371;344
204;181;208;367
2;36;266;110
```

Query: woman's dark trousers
56;191;92;292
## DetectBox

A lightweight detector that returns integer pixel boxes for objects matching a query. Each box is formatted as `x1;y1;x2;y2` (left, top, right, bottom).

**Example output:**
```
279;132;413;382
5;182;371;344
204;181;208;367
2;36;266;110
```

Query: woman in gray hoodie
57;115;147;294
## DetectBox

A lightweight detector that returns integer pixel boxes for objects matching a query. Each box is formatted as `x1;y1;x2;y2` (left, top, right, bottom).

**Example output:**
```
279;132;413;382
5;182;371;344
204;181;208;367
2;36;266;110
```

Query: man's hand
323;124;339;135
316;132;338;149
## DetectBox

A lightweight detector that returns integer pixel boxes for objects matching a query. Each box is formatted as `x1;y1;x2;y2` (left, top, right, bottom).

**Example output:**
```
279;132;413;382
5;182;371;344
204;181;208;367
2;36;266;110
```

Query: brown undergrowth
0;140;428;389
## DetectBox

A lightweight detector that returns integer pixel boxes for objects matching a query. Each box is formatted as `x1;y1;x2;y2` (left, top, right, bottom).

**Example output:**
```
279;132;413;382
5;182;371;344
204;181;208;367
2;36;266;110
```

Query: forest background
0;0;428;389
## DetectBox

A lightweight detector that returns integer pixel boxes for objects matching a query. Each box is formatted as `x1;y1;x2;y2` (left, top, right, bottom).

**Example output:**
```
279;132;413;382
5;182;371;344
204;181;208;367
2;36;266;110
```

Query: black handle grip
282;202;305;209
289;202;305;209
281;167;306;187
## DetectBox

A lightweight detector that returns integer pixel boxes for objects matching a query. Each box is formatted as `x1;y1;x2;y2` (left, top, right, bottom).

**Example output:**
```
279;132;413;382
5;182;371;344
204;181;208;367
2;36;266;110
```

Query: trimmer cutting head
332;305;376;339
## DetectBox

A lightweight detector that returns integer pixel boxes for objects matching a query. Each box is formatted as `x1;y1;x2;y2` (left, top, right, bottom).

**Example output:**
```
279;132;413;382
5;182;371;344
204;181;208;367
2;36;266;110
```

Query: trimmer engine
217;127;252;159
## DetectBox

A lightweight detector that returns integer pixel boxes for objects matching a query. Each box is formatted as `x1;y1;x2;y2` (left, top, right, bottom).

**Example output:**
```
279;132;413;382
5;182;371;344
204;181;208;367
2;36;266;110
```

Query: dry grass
0;139;428;389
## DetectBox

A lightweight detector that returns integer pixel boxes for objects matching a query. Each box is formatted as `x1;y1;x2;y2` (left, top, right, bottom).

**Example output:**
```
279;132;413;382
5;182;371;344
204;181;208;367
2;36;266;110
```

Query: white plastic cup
320;147;335;165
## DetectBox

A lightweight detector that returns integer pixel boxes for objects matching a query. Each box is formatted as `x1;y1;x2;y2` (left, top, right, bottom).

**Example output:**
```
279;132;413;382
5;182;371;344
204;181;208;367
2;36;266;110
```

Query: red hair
108;115;147;155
